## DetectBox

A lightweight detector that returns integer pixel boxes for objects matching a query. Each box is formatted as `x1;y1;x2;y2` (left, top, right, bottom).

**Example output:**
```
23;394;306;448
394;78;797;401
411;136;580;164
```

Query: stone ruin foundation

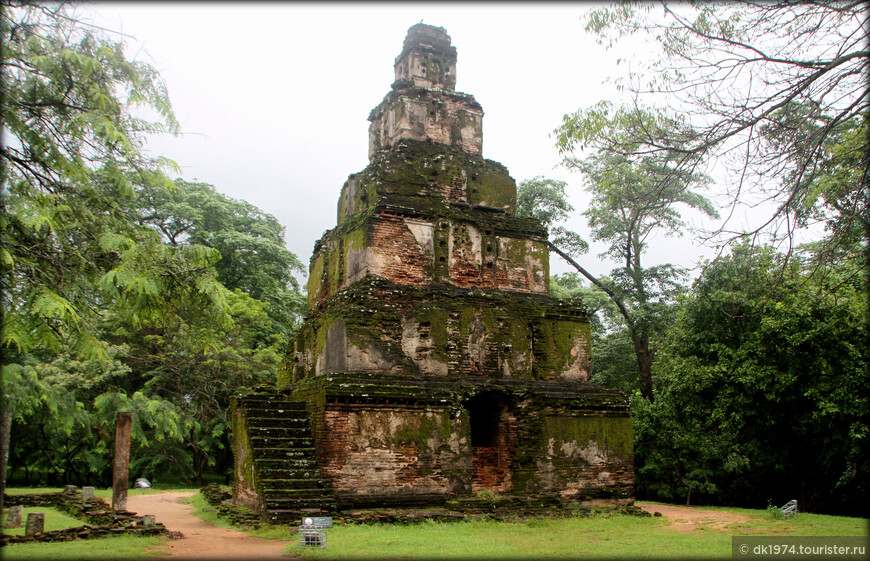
231;23;634;525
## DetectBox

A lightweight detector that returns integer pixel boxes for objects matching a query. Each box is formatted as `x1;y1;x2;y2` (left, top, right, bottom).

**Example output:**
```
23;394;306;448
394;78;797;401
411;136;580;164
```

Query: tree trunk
190;428;203;488
633;332;655;403
0;407;11;513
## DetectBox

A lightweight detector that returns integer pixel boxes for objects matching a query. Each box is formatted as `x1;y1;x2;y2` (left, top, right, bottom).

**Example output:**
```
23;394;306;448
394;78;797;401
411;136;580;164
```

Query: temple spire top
368;23;483;160
393;24;457;92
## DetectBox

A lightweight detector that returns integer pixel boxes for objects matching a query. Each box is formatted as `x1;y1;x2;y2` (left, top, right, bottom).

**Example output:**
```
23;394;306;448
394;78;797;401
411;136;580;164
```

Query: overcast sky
82;2;720;281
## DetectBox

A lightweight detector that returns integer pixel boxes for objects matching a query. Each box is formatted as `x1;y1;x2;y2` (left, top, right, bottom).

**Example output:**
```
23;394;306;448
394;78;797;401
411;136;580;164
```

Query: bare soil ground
636;501;760;533
127;491;293;560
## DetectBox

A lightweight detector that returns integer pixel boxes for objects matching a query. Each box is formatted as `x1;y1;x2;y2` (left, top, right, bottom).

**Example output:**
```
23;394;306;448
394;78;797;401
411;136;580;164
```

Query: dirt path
127;491;294;560
123;492;755;558
636;501;758;532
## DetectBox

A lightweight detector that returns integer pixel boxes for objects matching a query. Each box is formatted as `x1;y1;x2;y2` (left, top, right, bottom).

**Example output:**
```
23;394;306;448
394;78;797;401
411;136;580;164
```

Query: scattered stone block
6;504;23;528
63;484;77;494
25;512;45;536
141;515;156;527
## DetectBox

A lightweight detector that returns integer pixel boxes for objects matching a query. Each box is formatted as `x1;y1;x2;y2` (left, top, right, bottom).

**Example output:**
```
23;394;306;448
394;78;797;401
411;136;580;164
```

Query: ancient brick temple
232;24;633;524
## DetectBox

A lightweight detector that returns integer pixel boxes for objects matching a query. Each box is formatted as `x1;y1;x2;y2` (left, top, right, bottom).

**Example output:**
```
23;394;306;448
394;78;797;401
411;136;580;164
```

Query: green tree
2;349;187;488
641;242;868;513
0;3;234;495
774;111;869;280
133;179;306;337
548;107;718;401
109;288;284;485
518;179;640;395
516;177;588;256
577;1;868;266
0;1;194;353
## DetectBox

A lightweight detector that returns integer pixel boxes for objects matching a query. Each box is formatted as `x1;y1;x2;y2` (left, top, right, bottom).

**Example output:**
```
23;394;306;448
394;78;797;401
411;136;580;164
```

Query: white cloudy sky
82;2;721;280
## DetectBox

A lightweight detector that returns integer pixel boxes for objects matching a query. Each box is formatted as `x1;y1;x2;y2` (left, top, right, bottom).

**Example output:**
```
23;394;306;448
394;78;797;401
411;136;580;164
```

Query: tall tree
0;3;230;495
574;1;868;267
541;107;718;401
107;288;284;485
133;179;306;337
1;1;187;360
0;2;236;361
641;242;868;513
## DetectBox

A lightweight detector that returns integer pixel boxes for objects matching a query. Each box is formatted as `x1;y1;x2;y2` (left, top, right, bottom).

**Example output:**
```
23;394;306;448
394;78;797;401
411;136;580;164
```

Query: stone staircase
238;397;335;524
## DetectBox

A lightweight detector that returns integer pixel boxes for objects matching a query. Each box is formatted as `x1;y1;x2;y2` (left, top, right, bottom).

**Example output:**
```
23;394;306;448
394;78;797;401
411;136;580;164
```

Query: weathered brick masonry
232;23;634;523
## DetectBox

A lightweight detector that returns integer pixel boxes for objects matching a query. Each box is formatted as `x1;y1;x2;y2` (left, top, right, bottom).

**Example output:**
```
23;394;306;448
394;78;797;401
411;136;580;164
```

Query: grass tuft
1;506;83;535
0;535;168;560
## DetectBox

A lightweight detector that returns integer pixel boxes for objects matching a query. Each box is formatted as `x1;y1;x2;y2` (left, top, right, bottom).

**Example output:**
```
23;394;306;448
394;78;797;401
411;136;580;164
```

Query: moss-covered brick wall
531;414;634;501
287;377;328;445
307;214;549;305
340;141;516;225
285;278;591;384
297;140;557;304
230;397;262;513
531;319;592;382
278;373;631;504
317;405;471;504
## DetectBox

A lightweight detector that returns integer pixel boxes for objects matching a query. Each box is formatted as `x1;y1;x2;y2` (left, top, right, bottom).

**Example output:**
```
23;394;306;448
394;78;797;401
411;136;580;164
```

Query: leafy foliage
638;243;868;514
580;1;869;265
108;288;285;484
549;107;717;400
516;177;588;256
133;179;306;337
1;4;301;489
0;2;190;360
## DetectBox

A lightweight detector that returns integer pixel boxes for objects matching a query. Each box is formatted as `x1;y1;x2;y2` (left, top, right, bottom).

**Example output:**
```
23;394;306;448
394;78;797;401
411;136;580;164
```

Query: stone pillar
82;486;95;502
112;411;133;512
141;514;155;527
63;484;77;494
5;504;23;528
25;512;44;536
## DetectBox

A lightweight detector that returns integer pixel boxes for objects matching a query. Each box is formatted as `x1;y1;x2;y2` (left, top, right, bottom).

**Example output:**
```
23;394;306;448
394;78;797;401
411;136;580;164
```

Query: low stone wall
6;491;116;525
200;484;262;528
1;490;166;546
319;497;648;525
207;480;647;528
2;522;165;545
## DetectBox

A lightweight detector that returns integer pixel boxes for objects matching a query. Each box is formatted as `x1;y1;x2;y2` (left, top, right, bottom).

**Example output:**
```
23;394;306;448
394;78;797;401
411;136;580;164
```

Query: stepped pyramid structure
232;24;633;523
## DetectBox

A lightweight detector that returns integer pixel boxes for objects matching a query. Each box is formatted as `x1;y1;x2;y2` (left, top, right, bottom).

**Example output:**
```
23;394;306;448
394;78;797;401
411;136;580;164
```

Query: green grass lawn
1;506;83;535
285;506;868;560
1;535;168;560
2;488;866;560
181;490;869;559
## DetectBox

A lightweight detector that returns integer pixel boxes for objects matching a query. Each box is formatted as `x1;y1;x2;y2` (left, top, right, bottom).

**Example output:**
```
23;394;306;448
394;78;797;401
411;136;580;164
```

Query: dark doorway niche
464;391;515;493
467;393;500;446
